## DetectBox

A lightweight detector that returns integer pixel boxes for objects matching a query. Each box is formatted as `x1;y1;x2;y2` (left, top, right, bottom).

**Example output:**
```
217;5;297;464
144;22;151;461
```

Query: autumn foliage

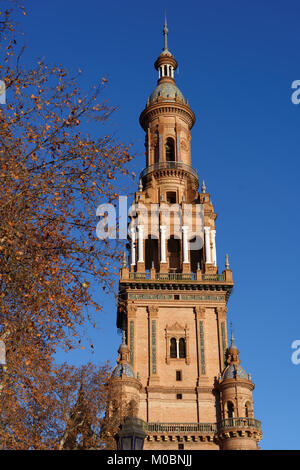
0;6;131;448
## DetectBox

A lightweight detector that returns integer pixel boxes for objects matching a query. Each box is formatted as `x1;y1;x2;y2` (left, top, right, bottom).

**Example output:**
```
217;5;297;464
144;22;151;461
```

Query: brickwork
109;22;262;451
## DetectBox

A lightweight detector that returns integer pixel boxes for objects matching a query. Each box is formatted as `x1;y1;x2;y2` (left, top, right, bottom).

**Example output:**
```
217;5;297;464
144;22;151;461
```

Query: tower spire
163;13;168;51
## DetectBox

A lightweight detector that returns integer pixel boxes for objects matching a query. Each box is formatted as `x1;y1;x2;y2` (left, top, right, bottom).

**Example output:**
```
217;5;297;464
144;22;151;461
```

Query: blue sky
13;0;300;449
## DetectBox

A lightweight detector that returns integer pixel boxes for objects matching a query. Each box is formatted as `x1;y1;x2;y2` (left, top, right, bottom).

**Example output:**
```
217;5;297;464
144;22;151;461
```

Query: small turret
216;327;262;449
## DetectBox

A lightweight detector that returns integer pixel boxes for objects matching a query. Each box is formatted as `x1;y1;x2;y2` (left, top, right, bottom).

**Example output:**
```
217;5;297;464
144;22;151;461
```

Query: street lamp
117;416;147;450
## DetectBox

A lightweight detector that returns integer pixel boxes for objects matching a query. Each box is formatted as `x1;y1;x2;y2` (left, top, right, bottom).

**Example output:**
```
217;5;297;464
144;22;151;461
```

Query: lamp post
116;416;147;450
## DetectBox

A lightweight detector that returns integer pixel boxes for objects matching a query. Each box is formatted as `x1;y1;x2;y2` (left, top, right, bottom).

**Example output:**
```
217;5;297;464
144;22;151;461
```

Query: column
204;226;212;264
176;339;179;359
160;225;167;263
211;229;217;267
130;227;136;266
182;226;189;263
137;225;144;263
216;307;228;371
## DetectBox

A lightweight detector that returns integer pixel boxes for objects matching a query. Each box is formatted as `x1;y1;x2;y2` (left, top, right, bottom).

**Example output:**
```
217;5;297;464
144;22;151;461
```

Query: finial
151;260;155;269
122;251;127;268
197;262;200;271
139;178;143;192
225;253;230;270
201;180;206;193
230;322;235;346
163;13;168;51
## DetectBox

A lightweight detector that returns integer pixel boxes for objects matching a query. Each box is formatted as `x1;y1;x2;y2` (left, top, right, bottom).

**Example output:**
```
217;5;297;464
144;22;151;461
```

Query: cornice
140;101;195;131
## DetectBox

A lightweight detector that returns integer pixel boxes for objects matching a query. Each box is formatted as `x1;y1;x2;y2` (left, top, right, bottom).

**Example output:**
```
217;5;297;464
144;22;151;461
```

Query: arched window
170;338;177;358
154;143;159;163
227;401;234;418
179;338;186;358
164;65;168;76
167;236;180;271
165;138;175;161
145;236;159;270
245;401;252;418
128;399;138;417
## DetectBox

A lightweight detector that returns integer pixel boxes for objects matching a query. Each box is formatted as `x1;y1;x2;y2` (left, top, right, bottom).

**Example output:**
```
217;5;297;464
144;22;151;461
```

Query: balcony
145;419;261;435
146;422;217;434
217;418;262;432
126;271;226;282
156;273;196;281
140;161;198;181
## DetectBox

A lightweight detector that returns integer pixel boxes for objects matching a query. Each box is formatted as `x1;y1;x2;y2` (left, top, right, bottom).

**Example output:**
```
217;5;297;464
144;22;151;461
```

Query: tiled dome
111;363;135;378
223;364;248;380
149;82;185;104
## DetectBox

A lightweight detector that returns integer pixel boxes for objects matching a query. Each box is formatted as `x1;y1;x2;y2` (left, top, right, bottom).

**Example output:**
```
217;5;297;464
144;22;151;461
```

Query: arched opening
145;236;159;270
154;144;159;163
227;401;234;419
170;338;177;358
245;401;252;418
179;338;186;358
128;399;138;417
166;191;177;204
165;138;175;162
167;236;181;271
190;236;204;272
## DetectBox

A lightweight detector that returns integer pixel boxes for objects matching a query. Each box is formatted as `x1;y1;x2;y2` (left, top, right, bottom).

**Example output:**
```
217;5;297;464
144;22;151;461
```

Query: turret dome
149;82;185;104
222;364;248;380
111;363;135;379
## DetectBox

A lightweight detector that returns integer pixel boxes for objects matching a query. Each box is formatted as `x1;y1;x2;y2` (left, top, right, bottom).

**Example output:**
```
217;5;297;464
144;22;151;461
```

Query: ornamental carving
195;306;206;319
165;322;190;365
216;306;227;319
127;303;137;317
148;305;159;317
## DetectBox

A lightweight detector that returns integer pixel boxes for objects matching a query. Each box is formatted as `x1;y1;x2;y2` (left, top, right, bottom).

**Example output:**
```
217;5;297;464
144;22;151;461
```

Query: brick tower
109;18;262;450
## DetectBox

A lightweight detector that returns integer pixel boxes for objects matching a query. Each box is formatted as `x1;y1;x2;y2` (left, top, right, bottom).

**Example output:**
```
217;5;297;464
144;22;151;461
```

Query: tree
0;361;111;449
0;5;132;448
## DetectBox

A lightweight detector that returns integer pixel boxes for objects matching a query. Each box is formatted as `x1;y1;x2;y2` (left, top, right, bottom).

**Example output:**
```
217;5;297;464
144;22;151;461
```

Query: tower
109;18;262;450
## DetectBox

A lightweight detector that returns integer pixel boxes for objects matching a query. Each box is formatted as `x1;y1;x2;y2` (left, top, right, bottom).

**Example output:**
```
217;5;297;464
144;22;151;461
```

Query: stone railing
146;422;217;433
202;274;224;281
146;418;261;434
128;272;151;280
125;272;227;282
217;418;261;432
156;273;196;281
140;161;198;180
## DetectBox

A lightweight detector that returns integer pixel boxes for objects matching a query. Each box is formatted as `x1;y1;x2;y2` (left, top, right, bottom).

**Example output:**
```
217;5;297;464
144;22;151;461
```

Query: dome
223;364;248;380
149;82;185;104
160;49;173;57
111;363;135;379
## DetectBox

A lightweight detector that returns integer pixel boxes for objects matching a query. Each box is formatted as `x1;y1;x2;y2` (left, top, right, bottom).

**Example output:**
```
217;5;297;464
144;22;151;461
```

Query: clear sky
13;0;300;450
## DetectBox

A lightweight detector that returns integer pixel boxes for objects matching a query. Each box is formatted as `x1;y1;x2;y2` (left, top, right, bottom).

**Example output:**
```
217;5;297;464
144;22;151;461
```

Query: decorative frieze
221;322;227;367
130;320;134;366
152;320;157;374
199;321;206;375
128;293;173;300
